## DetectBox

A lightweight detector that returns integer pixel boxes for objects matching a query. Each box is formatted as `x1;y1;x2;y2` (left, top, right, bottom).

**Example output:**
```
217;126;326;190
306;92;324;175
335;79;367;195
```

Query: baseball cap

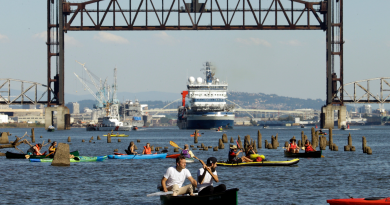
206;157;217;165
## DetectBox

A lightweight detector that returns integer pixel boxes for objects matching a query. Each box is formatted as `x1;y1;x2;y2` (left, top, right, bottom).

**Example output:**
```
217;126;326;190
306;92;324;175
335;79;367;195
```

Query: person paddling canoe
161;155;197;196
304;140;315;153
228;145;252;163
142;143;152;155
125;141;137;155
27;144;45;155
197;157;226;196
181;144;194;158
245;145;265;161
47;141;57;156
287;138;299;153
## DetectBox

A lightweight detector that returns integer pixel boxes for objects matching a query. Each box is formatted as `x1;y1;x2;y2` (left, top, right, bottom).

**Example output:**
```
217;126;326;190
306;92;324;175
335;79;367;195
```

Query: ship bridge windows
188;86;227;90
192;99;225;103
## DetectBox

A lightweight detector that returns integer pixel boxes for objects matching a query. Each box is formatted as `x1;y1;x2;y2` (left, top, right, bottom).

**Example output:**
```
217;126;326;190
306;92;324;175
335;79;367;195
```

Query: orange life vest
305;144;315;152
143;146;152;155
289;143;297;152
34;145;41;155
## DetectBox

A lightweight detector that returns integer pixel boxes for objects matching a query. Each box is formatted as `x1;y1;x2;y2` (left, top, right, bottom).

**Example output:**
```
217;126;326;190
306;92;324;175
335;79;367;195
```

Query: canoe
284;150;322;158
217;158;299;166
6;151;79;159
160;188;239;205
30;155;107;162
108;153;167;159
103;134;129;137
327;197;390;205
166;154;180;158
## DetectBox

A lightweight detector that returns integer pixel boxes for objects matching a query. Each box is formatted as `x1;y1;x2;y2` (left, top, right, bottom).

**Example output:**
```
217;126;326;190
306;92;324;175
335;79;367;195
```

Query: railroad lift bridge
2;0;380;130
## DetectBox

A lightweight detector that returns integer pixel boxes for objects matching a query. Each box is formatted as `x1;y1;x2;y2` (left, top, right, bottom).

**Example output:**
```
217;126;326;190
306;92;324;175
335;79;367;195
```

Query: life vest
228;150;237;161
49;146;56;153
289;143;297;152
181;149;191;158
143;146;152;155
33;145;41;155
305;144;315;152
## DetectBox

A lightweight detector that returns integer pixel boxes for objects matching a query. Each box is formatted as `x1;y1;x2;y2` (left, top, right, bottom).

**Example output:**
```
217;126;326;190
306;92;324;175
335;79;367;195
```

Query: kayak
284;150;322;158
190;134;201;137
6;151;79;159
103;134;129;137
160;188;239;205
30;155;107;162
217;158;299;166
327;197;390;205
108;153;167;159
166;154;180;158
319;133;327;135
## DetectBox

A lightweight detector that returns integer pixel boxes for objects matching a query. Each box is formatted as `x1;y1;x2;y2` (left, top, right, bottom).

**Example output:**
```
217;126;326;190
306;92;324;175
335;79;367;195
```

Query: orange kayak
327;197;390;205
166;154;180;158
190;134;201;137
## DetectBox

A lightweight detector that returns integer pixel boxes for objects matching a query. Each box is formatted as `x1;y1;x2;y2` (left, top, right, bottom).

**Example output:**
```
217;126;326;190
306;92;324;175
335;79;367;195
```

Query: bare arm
161;177;168;192
187;176;197;188
142;149;145;154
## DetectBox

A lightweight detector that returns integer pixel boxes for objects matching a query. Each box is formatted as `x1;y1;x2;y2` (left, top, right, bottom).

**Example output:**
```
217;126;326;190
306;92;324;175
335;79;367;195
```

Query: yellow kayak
217;158;299;166
103;134;129;137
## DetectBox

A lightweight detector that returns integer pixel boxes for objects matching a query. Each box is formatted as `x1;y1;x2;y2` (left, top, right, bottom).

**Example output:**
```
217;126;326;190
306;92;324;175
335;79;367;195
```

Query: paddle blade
169;141;180;148
321;155;325;158
147;191;173;197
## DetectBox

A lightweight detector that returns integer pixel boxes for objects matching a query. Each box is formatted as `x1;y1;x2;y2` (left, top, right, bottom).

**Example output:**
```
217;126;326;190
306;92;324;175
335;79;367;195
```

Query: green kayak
29;156;107;162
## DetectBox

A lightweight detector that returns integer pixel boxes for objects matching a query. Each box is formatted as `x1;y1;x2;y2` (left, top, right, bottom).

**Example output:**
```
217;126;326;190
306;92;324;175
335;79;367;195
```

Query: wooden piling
118;139;121;142
48;139;51;143
230;137;234;143
329;129;333;149
137;139;140;143
82;139;85;142
31;128;35;143
67;136;71;142
107;133;111;143
348;133;352;146
258;130;262;148
218;139;224;149
174;148;179;152
114;149;118;152
362;136;367;152
265;140;269;149
272;136;277;149
213;147;218;151
91;136;93;140
367;147;372;155
244;135;251;149
97;136;101;140
237;135;243;149
222;134;228;143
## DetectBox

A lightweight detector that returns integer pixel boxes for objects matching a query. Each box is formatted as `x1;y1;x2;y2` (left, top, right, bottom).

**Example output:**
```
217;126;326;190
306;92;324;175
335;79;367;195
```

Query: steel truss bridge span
0;79;53;105
335;77;390;104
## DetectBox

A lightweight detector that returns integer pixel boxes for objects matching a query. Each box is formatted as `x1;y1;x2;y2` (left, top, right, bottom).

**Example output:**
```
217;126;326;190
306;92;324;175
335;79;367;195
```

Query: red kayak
166;154;180;158
327;197;390;205
114;152;157;155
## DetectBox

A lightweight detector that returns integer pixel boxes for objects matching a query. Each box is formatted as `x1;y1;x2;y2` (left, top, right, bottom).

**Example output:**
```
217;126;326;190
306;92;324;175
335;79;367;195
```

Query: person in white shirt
197;157;226;196
161;155;197;196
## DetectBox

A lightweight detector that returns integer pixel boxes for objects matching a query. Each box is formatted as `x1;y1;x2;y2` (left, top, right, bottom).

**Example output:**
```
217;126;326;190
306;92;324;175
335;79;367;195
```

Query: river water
0;125;388;204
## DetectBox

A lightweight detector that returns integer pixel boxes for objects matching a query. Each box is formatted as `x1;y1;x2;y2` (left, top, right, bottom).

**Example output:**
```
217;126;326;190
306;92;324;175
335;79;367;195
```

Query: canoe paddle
169;141;218;182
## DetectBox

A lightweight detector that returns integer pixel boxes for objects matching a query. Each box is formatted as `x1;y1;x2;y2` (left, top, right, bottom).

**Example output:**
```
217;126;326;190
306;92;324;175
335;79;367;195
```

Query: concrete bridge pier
321;105;346;129
45;106;70;130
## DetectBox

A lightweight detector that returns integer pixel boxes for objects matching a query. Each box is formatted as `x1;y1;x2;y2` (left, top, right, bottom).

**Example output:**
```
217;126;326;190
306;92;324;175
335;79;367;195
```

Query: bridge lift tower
47;0;344;129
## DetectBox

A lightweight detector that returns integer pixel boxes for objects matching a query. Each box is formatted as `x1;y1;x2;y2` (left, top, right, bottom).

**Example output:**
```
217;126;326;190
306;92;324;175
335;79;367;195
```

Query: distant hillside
227;92;325;110
67;91;326;111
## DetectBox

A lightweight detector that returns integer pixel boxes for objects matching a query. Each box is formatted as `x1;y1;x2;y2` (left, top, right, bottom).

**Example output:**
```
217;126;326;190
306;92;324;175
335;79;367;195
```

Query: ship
120;99;146;128
177;62;235;129
86;103;132;131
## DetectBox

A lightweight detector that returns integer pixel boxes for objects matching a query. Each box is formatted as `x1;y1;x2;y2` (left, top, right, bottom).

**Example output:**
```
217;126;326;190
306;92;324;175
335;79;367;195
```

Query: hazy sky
1;1;389;102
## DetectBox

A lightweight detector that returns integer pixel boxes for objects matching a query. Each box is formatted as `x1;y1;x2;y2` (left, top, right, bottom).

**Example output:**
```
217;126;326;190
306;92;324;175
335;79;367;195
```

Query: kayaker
245;145;265;161
319;129;324;135
26;144;45;155
181;144;194;158
287;138;299;153
48;141;57;156
197;157;226;196
161;155;197;196
304;140;315;153
142;143;152;155
126;141;137;155
228;145;252;163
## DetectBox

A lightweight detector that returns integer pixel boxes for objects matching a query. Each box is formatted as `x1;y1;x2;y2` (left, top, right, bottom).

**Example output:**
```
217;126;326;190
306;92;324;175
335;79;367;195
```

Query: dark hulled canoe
284;150;322;158
160;188;239;205
217;158;299;166
6;151;79;159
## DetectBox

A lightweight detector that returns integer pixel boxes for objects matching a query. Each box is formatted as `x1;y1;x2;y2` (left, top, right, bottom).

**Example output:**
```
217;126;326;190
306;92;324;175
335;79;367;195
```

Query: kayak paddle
147;191;173;197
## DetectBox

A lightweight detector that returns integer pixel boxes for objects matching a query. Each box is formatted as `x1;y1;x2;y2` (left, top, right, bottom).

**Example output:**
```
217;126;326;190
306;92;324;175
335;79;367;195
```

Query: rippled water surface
0;126;389;204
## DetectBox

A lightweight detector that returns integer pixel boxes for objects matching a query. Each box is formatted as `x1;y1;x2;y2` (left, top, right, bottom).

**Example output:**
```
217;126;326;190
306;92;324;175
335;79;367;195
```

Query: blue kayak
30;156;107;162
108;153;167;159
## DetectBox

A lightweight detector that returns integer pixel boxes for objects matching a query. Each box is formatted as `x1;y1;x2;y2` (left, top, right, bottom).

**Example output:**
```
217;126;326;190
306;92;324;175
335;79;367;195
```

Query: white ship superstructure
177;62;235;129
